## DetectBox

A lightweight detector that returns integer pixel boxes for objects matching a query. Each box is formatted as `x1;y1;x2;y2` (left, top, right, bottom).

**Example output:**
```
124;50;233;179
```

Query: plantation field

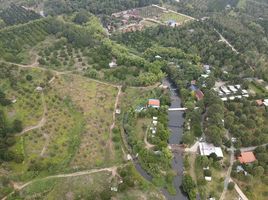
0;65;50;127
52;74;121;169
38;38;90;72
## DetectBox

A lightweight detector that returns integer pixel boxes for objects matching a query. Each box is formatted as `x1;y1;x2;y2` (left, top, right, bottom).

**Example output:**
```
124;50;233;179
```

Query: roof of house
199;142;223;158
190;85;198;91
148;99;160;107
195;89;204;101
238;152;256;164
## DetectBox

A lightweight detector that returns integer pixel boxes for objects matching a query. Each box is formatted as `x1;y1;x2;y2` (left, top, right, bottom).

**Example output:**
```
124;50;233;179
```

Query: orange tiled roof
148;99;160;107
238;152;256;164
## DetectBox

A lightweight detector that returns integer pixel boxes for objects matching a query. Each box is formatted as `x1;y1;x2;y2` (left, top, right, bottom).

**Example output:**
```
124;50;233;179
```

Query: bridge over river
168;107;198;111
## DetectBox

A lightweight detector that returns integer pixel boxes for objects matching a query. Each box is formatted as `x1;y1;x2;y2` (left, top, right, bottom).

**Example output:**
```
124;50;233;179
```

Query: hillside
0;0;267;200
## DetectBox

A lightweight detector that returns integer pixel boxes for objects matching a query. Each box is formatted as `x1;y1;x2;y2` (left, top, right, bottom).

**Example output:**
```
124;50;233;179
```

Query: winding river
134;78;188;200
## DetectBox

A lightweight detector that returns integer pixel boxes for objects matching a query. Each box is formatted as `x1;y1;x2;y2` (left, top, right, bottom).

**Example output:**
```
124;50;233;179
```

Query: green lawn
159;12;191;24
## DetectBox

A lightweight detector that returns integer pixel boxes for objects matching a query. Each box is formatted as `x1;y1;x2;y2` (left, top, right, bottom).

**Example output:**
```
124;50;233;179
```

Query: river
134;78;188;200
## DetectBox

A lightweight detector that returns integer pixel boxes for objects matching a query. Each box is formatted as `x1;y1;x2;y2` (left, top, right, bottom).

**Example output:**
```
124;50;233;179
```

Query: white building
228;85;238;93
199;142;223;158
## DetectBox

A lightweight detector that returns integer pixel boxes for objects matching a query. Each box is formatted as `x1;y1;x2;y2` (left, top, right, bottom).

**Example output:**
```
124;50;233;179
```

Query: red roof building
195;90;204;101
148;99;160;108
238;152;256;164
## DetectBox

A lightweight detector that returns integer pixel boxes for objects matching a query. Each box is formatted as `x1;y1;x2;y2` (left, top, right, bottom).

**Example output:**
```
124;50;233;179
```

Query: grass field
159;12;191;24
238;178;268;200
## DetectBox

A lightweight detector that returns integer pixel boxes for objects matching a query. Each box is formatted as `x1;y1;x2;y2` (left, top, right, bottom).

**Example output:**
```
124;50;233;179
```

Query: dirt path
2;166;121;200
144;126;155;149
17;93;47;137
215;29;239;54
108;86;122;160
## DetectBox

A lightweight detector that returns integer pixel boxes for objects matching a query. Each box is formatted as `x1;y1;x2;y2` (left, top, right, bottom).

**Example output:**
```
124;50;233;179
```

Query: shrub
227;182;235;190
204;169;212;177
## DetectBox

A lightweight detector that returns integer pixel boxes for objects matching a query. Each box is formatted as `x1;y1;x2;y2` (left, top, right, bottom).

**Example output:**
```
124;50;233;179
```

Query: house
203;64;211;74
221;97;227;101
167;20;180;27
238;152;256;164
115;109;121;114
148;99;160;108
199;142;223;158
190;84;198;91
109;58;117;68
205;176;212;181
228;85;238;93
195;89;204;101
263;99;268;107
36;86;43;91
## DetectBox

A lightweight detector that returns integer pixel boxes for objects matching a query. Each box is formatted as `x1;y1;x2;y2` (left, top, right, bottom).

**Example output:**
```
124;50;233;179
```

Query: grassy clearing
52;74;121;169
192;152;230;200
238;178;268;200
9;164;165;200
159;12;190;23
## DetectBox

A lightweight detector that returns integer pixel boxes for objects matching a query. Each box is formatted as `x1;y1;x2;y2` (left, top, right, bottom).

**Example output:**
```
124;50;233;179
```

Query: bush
227;182;235;190
26;74;32;81
204;169;212;177
13;119;23;133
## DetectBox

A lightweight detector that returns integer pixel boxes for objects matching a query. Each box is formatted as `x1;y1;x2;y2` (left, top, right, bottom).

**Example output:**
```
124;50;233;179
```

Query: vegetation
0;4;41;26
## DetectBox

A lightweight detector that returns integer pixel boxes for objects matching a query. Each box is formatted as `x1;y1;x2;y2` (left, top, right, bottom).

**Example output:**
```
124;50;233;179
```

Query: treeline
0;4;41;26
44;0;163;16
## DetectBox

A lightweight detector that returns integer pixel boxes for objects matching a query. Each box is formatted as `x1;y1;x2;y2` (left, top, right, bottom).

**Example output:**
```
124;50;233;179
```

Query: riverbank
162;79;188;200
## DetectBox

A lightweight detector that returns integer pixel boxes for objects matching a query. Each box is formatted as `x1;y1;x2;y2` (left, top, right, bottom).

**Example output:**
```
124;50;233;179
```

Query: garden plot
52;75;119;169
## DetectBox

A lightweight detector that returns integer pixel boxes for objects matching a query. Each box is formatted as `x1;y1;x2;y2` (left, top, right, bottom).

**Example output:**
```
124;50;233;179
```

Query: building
195;89;204;101
264;99;268;107
167;20;180;27
238;152;256;164
148;99;160;108
109;58;117;68
199;142;223;158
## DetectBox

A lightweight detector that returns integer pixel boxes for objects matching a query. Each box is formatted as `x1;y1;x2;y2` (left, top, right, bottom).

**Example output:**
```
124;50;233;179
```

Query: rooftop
199;142;223;158
148;99;160;108
238;152;256;164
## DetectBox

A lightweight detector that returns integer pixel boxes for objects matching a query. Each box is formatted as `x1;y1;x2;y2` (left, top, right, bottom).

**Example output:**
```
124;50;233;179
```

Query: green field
159;12;191;24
